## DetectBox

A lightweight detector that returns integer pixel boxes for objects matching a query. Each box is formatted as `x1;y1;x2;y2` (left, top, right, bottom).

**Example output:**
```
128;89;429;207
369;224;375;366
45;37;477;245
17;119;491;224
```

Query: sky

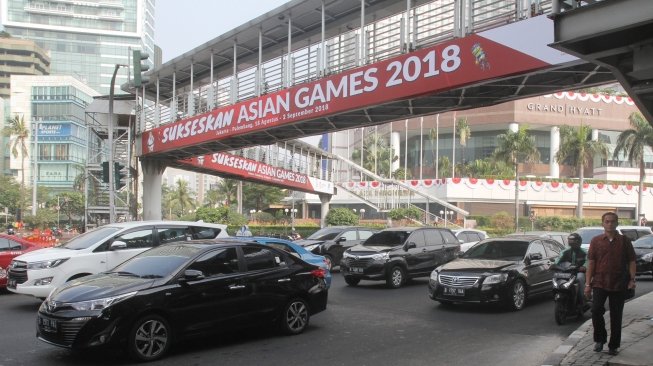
156;0;290;62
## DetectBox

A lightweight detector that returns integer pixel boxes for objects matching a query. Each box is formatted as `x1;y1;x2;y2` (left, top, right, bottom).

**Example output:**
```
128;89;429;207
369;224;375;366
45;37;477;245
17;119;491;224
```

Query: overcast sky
155;0;289;62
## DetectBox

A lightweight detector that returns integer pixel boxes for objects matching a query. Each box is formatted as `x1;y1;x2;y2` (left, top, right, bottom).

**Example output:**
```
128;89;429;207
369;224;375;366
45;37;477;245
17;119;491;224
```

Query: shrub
325;207;359;226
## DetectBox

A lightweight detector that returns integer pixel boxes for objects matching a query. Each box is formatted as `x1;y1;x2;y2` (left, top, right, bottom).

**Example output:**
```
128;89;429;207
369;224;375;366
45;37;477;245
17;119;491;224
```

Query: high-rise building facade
0;36;50;99
1;0;155;95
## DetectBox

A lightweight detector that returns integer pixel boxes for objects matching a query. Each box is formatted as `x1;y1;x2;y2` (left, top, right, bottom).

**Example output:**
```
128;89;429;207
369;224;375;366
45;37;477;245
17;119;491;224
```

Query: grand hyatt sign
526;103;603;116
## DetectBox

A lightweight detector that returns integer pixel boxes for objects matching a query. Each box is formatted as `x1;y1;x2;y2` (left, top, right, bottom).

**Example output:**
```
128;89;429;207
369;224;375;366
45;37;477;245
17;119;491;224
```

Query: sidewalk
542;290;653;366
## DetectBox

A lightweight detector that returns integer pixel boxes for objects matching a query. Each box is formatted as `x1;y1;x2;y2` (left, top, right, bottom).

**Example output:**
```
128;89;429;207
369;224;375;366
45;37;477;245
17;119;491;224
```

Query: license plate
351;267;364;273
39;317;58;332
443;287;465;296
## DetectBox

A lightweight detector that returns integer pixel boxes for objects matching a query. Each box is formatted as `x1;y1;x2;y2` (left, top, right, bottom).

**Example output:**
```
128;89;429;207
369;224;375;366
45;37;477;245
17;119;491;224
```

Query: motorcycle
551;261;589;325
7;227;15;235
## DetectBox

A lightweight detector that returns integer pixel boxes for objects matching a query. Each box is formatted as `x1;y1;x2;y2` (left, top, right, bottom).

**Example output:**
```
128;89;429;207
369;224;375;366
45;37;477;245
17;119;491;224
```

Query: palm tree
493;125;540;230
555;124;609;219
613;112;653;221
351;134;398;178
456;117;471;166
216;178;238;207
2;114;31;191
168;179;195;217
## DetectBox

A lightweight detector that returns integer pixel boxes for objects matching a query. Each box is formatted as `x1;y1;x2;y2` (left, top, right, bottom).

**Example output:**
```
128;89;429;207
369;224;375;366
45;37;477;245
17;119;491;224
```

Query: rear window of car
364;231;410;247
190;226;224;239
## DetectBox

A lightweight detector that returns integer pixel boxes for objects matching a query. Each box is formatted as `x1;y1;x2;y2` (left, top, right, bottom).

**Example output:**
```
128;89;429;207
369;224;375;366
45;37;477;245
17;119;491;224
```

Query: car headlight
643;252;653;262
27;258;70;270
304;244;319;251
343;251;354;259
483;273;508;285
430;270;439;282
371;252;389;261
65;291;137;311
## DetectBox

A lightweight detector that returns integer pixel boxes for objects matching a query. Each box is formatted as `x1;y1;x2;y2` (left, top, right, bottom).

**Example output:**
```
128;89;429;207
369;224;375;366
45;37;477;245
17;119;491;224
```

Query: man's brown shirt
588;233;636;291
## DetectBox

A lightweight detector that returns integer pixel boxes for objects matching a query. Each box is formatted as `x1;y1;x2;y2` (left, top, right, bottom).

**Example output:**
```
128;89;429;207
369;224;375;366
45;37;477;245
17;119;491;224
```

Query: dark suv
295;226;378;270
340;227;460;288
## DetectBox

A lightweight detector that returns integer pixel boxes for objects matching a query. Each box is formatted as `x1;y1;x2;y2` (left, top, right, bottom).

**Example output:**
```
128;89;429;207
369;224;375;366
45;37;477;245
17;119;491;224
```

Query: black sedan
633;234;653;277
428;236;564;311
36;240;328;361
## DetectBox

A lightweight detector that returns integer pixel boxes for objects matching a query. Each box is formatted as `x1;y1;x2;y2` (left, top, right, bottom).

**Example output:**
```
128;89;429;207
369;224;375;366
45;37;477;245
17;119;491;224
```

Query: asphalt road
1;273;651;366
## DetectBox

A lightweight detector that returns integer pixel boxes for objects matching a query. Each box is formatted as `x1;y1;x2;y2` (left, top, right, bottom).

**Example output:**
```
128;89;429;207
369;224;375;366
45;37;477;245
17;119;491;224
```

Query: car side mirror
110;240;127;250
530;253;543;261
405;242;417;250
459;239;464;244
181;269;205;282
336;237;346;243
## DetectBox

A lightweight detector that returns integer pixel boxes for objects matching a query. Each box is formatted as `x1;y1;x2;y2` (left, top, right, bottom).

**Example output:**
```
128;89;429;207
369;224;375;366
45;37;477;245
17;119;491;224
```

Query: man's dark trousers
591;288;626;349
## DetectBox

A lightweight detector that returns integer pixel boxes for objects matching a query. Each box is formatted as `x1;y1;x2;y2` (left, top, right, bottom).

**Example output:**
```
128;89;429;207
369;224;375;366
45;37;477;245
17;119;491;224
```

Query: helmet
568;233;582;248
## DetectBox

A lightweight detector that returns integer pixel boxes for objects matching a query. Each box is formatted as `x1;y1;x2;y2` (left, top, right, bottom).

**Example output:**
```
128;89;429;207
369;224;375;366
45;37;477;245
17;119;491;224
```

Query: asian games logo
197;156;205;165
147;132;155;152
471;43;490;70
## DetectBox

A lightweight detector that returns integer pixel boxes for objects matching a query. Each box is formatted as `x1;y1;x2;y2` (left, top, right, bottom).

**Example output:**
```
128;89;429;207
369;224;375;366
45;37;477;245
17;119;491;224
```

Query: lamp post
360;208;366;220
439;210;446;228
32;119;39;217
108;64;127;223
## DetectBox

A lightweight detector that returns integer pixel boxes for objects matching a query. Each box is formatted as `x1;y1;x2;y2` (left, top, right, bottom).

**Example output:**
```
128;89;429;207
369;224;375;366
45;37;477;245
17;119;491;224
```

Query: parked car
341;227;460;289
574;225;653;250
1;234;46;290
295;226;378;270
507;231;570;246
632;234;653;278
7;220;229;299
452;229;488;252
227;236;332;287
428;235;565;310
36;240;328;361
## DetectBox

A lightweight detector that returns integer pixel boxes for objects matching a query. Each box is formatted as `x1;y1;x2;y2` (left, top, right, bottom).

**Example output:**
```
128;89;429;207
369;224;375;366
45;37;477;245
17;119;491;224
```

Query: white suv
6;221;229;299
575;225;652;250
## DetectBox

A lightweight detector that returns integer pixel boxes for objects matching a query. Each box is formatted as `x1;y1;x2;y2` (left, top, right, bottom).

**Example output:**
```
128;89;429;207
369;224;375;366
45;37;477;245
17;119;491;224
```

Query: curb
541;318;592;366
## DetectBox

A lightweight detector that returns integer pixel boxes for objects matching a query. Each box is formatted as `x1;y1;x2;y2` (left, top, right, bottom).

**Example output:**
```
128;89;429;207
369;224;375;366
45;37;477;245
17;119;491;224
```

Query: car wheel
386;266;405;289
344;276;360;286
554;301;567;325
128;314;172;362
279;298;310;335
505;279;526;311
323;254;333;271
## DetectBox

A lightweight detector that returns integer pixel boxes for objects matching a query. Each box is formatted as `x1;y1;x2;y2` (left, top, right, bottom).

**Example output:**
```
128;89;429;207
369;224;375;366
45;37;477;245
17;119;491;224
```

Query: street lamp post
439;210;446;228
360;208;366;220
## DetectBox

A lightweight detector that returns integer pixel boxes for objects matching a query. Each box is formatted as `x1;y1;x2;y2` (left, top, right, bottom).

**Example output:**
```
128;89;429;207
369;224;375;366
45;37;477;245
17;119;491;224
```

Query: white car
452;229;488;252
575;225;653;250
6;221;229;299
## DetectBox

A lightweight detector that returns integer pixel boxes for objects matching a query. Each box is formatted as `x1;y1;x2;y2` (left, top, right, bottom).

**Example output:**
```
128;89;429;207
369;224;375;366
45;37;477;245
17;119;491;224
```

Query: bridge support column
141;159;166;220
549;126;560;178
319;193;331;228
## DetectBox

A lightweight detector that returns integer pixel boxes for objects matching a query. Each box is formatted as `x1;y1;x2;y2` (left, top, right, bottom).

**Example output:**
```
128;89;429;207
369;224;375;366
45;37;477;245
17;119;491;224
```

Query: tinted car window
576;228;604;243
0;238;12;251
342;231;357;240
267;242;300;256
440;230;458;244
464;240;529;260
526;241;546;258
424;229;443;245
113;244;203;277
188;247;239;277
115;229;155;249
364;231;410;247
620;229;639;241
306;227;343;240
633;235;653;249
62;226;122;250
543;240;563;257
157;227;188;244
359;230;375;240
410;230;427;247
190;226;223;239
243;246;279;271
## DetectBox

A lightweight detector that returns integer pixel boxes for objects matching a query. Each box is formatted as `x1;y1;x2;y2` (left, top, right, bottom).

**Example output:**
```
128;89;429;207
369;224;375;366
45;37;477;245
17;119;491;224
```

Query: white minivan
6;221;229;299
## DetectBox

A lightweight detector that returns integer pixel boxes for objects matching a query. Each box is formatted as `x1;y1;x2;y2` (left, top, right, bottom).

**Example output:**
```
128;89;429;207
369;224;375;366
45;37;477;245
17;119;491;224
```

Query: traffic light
132;49;150;87
114;162;128;190
101;161;110;183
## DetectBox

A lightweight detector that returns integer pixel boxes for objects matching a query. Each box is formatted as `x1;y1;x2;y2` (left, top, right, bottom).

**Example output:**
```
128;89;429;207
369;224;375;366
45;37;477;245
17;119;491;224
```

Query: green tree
2;114;31;212
351;133;398;178
203;187;222;207
613;112;653;220
325;207;359;226
0;175;21;215
456;117;471;166
215;178;238;206
48;192;84;226
196;206;246;227
438;156;451;178
243;182;285;211
555;124;609;219
493;126;540;230
168;179;196;218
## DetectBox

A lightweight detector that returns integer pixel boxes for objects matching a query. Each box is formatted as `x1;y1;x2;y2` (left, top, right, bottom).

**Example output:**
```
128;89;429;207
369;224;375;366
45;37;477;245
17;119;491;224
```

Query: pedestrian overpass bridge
102;0;653;224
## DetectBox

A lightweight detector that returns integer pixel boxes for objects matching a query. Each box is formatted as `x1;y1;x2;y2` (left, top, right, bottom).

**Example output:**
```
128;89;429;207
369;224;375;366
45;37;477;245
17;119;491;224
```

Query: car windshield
306;227;344;240
111;244;202;278
363;231;409;247
462;240;529;260
58;226;122;250
633;236;653;249
576;229;604;244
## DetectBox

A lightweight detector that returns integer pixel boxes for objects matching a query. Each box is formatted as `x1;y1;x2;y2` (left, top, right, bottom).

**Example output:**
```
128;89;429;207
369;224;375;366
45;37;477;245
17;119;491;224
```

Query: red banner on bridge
176;153;335;195
143;33;548;155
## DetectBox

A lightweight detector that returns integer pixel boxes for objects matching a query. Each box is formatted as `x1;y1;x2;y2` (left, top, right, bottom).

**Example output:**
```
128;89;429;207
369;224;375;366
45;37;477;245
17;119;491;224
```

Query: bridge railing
141;0;553;132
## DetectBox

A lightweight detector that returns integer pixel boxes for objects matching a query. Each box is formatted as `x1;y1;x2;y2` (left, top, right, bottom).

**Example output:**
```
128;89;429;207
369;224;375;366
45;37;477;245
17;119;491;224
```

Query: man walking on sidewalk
584;211;637;356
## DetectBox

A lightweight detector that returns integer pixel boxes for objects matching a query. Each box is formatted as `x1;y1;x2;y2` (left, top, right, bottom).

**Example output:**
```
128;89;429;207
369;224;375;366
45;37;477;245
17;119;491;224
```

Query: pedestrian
584;211;637;355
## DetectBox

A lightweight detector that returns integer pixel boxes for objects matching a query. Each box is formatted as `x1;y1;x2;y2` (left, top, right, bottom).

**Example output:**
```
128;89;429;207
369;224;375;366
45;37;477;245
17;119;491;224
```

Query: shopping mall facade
300;91;653;223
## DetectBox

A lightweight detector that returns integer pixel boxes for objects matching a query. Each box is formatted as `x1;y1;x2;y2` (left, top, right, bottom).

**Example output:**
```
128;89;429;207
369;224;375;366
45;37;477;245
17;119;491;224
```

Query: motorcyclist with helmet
556;233;589;309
